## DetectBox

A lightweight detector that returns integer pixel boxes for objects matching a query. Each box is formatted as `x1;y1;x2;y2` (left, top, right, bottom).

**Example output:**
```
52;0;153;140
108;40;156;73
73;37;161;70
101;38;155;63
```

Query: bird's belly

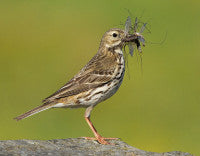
76;81;123;107
79;68;125;107
52;80;123;108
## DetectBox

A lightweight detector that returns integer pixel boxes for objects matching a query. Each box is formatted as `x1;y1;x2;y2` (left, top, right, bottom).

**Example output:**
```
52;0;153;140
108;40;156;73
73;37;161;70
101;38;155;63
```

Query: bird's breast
88;51;125;106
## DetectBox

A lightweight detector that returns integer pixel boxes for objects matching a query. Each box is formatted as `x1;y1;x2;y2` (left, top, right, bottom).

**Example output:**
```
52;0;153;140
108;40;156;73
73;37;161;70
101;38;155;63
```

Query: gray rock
0;138;193;156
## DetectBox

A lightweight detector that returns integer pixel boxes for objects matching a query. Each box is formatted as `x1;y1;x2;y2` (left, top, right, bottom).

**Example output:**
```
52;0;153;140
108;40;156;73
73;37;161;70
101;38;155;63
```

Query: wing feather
42;52;118;104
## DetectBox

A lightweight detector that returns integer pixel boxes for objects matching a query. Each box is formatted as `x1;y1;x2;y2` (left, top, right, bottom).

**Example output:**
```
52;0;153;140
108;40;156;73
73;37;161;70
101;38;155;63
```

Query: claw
82;136;119;145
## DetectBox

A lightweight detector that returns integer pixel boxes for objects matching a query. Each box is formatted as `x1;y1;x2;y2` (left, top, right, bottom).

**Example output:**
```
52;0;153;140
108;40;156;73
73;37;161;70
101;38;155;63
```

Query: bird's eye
112;33;118;37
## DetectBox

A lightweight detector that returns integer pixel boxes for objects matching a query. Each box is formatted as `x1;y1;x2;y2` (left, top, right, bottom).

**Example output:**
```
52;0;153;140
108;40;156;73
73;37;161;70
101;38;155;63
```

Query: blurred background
0;0;200;155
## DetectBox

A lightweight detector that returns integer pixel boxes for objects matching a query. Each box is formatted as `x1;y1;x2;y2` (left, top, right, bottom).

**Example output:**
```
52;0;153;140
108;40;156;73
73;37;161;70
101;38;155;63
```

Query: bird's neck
98;44;124;56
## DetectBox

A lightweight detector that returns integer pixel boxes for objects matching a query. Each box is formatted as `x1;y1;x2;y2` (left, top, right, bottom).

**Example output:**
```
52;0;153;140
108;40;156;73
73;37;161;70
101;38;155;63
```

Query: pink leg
83;106;118;145
84;116;118;145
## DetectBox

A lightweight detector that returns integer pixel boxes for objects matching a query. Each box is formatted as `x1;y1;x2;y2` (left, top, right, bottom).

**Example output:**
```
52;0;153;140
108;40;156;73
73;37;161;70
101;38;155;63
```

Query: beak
122;34;137;42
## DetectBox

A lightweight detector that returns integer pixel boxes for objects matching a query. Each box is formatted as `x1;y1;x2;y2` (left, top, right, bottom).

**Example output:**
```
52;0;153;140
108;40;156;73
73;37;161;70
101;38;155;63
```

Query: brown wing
42;51;118;104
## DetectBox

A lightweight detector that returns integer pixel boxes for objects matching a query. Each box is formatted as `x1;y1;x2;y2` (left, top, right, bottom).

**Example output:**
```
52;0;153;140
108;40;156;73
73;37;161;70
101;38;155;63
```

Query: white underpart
53;103;65;108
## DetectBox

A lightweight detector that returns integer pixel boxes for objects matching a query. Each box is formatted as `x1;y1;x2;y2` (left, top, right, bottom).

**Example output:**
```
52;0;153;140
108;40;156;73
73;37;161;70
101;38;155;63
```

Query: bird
14;28;140;145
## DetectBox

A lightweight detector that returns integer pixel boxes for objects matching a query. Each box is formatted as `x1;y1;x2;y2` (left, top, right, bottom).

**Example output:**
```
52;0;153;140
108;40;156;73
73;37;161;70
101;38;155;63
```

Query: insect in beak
122;34;138;43
123;16;147;56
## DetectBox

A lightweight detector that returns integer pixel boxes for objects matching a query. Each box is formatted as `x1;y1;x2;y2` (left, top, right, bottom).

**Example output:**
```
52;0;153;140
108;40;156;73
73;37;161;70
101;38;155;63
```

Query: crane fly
124;16;147;56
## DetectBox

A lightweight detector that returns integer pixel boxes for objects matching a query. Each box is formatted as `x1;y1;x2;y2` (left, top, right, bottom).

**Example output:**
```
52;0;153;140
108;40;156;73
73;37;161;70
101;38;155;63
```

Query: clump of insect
122;16;148;76
124;16;147;56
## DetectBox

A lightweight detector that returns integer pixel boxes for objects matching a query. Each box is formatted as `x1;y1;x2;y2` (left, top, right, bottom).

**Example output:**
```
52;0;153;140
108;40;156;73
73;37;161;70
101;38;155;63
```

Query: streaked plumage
14;26;145;145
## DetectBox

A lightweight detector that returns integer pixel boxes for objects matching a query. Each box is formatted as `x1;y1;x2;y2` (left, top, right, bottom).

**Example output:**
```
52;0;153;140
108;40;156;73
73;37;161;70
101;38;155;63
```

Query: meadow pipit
14;18;145;145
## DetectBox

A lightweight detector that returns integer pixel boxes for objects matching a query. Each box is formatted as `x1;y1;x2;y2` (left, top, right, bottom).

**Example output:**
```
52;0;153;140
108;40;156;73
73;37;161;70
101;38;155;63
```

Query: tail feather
14;104;53;121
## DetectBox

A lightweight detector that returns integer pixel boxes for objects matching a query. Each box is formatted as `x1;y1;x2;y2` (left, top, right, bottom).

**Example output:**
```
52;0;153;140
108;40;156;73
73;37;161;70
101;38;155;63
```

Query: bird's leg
83;106;118;145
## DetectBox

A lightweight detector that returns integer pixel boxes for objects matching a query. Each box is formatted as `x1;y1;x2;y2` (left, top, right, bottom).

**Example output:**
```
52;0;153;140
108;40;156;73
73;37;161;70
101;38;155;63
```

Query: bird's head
99;28;137;49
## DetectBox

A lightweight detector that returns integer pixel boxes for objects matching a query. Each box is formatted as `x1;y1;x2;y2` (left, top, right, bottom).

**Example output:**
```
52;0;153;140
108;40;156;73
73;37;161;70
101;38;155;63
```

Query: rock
0;138;192;156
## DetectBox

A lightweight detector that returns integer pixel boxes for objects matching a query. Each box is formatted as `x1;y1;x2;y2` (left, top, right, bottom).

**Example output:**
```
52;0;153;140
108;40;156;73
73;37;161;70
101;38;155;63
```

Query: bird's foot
82;136;119;145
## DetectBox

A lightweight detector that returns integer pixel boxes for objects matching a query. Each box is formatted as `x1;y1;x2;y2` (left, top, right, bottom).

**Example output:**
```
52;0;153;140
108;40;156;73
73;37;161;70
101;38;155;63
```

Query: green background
1;0;200;155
